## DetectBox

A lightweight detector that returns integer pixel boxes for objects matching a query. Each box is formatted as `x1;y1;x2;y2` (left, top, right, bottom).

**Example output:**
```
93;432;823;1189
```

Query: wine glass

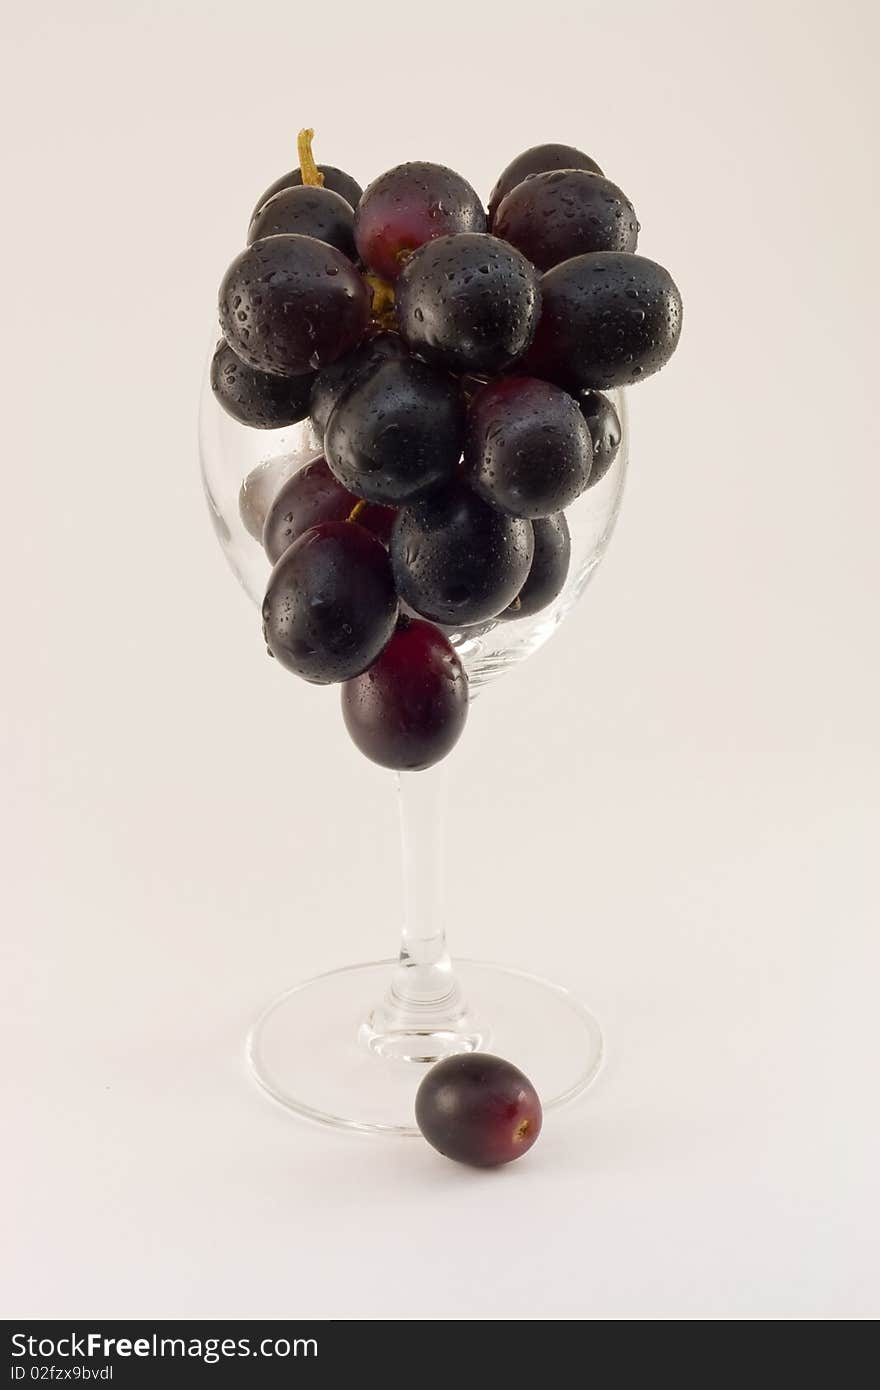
200;336;628;1134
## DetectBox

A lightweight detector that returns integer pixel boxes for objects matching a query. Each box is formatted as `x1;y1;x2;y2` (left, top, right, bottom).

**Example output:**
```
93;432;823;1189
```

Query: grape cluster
212;132;683;771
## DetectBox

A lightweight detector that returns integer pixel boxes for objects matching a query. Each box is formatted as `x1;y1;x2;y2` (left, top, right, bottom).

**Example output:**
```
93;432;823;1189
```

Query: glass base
247;959;604;1136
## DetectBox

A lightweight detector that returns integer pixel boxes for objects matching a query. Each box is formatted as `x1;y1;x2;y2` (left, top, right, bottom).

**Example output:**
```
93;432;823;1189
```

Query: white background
2;0;877;1319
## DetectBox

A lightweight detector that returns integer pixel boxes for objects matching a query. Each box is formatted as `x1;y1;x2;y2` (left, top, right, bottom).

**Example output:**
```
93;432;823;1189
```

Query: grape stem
347;499;368;524
297;128;325;187
364;273;397;331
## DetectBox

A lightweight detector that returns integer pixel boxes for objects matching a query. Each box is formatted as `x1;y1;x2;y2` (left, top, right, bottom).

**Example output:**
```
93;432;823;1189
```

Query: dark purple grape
464;377;592;518
341;619;468;771
309;333;406;438
252;165;363;220
391;481;533;626
488;143;603;223
494;170;638;271
503;512;570;618
324;354;465;505
396;233;541;375
579;390;622;487
262;457;395;563
247;184;356;259
522;252;683;390
355;163;486;281
219;235;370;377
262;522;397;683
415;1054;543;1166
210;341;314;429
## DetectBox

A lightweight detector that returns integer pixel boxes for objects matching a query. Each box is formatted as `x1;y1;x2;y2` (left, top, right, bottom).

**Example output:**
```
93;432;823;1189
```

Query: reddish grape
415;1054;543;1166
262;457;394;563
341;619;468;771
355;163;486;281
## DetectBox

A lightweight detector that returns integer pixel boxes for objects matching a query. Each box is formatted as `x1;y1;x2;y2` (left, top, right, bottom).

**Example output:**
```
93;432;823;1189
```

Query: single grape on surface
488;142;603;223
415;1054;543;1166
464;377;593;518
251;164;363;220
341;619;468;771
391;481;534;626
219;235;370;377
396;233;541;376
262;457;395;563
210;341;314;429
579;390;622;487
262;522;398;683
523;252;683;390
324;353;466;505
310;333;407;438
494;170;638;271
247;184;357;259
355;163;486;281
503;512;571;618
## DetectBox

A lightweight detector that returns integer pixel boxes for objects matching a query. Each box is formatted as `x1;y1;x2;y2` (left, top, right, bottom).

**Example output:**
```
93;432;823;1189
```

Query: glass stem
359;761;482;1061
390;764;458;1008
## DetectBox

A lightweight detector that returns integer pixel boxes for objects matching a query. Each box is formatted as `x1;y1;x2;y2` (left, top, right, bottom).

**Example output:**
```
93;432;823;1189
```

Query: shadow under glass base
247;959;604;1136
